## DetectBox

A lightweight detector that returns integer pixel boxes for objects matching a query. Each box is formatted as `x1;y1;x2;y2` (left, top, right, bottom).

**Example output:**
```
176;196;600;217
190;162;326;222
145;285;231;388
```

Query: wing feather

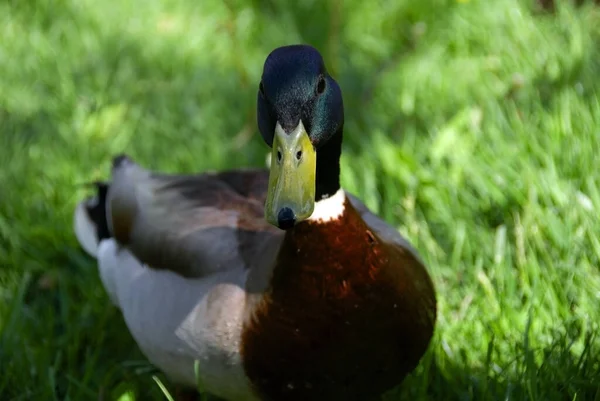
106;157;281;278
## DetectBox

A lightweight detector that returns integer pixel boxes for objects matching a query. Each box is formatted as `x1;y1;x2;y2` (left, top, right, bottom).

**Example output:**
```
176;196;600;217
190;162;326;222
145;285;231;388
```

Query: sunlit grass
1;0;599;400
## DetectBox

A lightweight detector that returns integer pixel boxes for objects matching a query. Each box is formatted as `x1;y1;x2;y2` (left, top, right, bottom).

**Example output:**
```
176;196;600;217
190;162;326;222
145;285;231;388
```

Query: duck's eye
259;81;265;97
316;75;326;95
296;150;302;161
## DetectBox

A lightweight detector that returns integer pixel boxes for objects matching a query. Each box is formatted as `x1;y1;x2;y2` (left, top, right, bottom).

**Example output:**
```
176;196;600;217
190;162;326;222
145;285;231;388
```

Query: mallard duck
74;44;436;401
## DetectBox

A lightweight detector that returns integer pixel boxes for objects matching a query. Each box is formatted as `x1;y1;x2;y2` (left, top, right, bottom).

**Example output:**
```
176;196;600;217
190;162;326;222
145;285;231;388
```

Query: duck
73;44;437;401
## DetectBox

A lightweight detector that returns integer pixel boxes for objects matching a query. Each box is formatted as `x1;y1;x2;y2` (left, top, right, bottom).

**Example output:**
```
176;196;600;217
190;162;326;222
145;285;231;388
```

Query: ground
0;0;599;400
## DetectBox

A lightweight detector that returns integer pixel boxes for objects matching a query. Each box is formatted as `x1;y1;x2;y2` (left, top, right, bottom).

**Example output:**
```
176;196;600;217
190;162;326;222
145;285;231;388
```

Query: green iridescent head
257;45;344;230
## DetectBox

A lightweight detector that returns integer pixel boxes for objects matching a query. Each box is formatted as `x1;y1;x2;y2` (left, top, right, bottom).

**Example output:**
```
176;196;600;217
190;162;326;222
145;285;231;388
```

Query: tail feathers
74;182;111;258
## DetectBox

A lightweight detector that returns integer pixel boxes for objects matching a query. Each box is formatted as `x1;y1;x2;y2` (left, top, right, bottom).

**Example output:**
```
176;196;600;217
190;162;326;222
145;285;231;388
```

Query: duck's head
258;44;344;230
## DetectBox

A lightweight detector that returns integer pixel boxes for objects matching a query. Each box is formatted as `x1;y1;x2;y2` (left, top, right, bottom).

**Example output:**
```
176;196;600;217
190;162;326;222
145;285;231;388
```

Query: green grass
1;0;599;399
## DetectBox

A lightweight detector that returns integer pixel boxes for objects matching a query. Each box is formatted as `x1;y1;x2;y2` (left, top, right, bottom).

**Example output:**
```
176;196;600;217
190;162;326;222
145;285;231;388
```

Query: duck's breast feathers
106;155;281;278
347;192;437;317
346;193;424;263
241;195;436;401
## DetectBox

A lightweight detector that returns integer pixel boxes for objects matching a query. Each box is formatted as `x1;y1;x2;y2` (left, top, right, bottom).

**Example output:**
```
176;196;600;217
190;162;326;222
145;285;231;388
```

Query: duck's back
103;156;280;278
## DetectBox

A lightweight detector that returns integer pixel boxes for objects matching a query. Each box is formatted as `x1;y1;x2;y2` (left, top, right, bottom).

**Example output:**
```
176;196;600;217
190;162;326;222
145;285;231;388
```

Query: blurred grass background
1;0;599;400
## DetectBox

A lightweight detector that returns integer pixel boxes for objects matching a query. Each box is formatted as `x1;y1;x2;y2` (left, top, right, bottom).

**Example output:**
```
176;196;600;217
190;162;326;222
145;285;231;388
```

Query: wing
106;155;282;278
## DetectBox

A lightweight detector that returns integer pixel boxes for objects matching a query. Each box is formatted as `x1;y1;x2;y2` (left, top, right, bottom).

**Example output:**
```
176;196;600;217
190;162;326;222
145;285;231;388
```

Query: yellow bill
264;121;316;229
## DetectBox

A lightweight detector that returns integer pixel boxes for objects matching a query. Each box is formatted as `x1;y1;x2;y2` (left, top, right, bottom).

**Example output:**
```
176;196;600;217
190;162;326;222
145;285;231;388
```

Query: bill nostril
277;207;296;230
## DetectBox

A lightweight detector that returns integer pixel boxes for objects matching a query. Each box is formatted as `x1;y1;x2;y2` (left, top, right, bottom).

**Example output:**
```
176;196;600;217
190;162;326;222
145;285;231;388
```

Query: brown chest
240;207;436;401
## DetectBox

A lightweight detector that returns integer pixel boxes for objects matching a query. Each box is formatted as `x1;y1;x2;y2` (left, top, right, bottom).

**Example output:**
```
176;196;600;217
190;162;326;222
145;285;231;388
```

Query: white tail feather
73;201;100;258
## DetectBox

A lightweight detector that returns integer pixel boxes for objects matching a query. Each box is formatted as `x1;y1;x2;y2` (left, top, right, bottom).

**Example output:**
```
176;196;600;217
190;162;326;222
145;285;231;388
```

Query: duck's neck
307;187;346;223
314;127;342;201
